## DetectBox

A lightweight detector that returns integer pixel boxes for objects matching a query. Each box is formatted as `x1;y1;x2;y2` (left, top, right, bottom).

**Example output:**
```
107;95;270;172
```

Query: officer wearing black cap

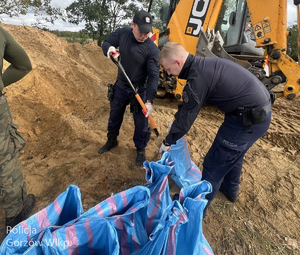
133;10;153;33
100;10;159;166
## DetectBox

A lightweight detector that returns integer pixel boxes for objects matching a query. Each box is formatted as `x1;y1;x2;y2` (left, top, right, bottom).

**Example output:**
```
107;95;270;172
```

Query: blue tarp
0;185;84;254
1;146;214;255
167;137;202;188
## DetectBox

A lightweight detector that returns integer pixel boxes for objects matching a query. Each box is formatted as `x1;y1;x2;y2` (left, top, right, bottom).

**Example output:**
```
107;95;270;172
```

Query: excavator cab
216;0;264;57
149;0;262;55
148;0;178;49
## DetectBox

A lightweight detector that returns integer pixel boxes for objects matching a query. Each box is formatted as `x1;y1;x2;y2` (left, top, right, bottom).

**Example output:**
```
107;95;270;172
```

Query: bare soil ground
0;24;299;254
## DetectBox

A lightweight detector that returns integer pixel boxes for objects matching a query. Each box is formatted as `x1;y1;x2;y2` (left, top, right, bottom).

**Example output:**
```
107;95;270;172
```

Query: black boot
219;188;238;203
98;135;118;154
5;194;36;234
136;148;145;166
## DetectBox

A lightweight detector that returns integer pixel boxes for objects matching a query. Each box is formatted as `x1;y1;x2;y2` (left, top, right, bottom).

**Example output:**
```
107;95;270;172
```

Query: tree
65;0;150;45
0;0;63;28
66;0;104;41
288;25;299;62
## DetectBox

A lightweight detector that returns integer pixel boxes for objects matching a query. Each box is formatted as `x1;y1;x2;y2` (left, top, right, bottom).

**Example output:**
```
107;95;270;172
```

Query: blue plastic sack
139;181;214;255
79;185;151;255
1;148;214;255
137;200;188;255
0;185;83;255
45;172;172;255
168;137;202;188
142;152;173;235
175;181;214;255
143;153;214;255
41;217;119;255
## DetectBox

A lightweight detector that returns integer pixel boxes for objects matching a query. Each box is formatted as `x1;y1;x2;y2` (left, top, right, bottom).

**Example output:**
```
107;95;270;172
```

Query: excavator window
216;0;264;56
148;0;179;31
217;0;246;47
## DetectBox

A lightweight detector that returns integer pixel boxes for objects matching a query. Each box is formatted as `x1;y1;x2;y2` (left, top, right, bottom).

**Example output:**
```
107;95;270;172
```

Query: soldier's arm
1;27;32;87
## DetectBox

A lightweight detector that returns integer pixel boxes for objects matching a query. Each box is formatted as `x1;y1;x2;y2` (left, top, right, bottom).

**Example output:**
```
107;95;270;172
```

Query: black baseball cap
133;10;153;33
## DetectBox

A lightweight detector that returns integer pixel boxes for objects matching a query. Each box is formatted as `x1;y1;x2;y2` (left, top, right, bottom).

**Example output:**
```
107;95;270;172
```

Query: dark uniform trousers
107;82;150;149
202;109;272;209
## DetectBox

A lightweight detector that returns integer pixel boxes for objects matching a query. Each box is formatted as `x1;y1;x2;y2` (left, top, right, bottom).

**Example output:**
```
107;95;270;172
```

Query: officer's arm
102;28;121;57
165;80;207;144
146;47;160;102
1;28;32;87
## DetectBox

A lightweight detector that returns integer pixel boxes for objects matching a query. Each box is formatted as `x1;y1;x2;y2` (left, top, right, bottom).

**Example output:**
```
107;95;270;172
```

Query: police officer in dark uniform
99;10;159;166
158;42;272;214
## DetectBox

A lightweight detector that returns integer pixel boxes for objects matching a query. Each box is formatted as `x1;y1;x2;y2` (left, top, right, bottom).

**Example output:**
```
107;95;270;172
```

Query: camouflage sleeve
0;27;32;87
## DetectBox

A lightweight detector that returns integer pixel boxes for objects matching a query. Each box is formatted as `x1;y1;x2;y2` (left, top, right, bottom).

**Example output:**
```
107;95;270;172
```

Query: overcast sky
0;1;298;31
0;0;85;31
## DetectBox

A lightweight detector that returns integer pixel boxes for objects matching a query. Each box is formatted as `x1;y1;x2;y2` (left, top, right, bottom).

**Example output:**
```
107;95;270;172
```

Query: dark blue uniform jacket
102;27;159;101
166;54;270;144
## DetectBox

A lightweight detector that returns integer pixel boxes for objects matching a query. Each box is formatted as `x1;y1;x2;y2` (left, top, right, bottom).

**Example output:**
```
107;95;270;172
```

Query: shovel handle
135;94;159;137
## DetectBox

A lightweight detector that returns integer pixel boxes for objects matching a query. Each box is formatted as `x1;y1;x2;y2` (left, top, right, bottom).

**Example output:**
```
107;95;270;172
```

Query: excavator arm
246;0;300;100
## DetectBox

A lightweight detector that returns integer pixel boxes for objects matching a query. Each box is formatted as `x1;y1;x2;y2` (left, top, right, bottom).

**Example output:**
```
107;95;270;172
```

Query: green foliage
65;0;151;45
0;0;63;28
288;25;299;62
148;0;165;31
48;29;93;45
0;0;33;17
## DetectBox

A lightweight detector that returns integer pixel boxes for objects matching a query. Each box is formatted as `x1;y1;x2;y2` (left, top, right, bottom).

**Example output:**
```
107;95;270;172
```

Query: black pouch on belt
130;95;141;113
237;107;252;127
251;107;266;124
107;83;115;101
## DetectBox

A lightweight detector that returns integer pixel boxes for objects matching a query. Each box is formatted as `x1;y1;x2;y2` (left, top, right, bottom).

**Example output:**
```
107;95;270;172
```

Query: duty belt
229;101;271;126
229;101;271;116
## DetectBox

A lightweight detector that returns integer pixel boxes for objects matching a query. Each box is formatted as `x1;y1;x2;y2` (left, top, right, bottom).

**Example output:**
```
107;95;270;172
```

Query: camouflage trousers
0;95;27;218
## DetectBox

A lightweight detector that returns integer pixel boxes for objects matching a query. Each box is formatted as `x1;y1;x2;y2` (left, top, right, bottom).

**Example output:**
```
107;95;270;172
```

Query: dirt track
0;24;299;254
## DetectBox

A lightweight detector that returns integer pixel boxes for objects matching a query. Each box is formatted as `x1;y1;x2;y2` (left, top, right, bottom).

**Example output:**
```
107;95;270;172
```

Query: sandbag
142;153;214;255
175;181;214;255
142;152;173;235
137;200;188;255
0;185;83;255
168;137;202;188
0;149;214;255
41;217;119;255
79;185;151;255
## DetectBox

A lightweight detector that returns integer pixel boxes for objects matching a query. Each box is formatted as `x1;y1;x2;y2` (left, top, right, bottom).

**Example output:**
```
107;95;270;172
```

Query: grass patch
207;200;297;254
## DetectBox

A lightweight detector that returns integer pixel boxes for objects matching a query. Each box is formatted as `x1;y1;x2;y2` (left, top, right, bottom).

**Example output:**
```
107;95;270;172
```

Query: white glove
107;46;120;59
143;102;153;118
159;140;171;154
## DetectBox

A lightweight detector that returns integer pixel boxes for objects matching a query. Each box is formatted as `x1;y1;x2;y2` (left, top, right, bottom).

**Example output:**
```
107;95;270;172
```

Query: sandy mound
0;24;299;254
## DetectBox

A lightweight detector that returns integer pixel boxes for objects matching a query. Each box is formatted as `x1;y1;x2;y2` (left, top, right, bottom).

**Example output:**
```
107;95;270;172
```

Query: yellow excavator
148;0;300;101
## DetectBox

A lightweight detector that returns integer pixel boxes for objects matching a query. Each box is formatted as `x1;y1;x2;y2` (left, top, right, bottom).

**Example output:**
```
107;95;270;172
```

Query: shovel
110;55;159;137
